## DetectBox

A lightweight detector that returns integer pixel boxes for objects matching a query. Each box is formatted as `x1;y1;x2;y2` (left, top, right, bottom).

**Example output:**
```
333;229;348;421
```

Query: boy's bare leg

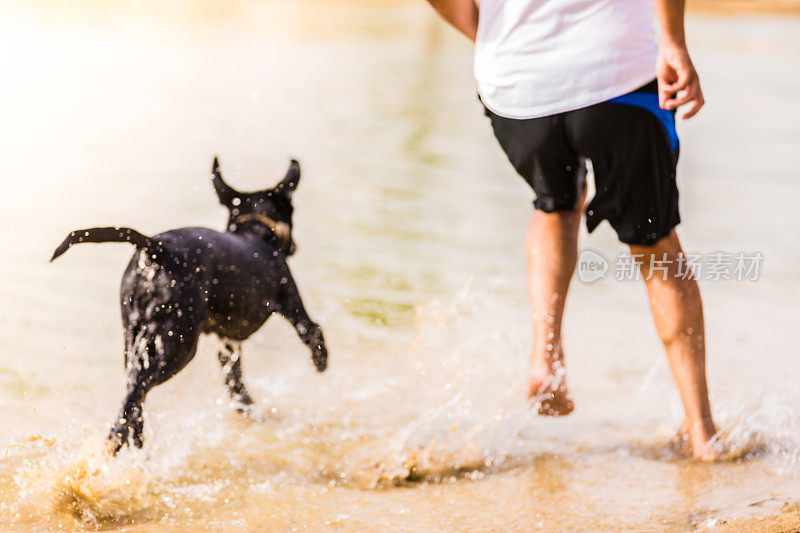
630;230;719;460
525;205;581;415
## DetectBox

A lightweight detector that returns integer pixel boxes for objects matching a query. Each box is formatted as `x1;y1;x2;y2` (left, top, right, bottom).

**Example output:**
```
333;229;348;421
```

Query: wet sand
1;1;799;531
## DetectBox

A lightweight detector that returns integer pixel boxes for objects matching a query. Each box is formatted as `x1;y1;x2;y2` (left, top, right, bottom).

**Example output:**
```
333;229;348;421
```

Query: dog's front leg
278;280;328;372
217;340;254;414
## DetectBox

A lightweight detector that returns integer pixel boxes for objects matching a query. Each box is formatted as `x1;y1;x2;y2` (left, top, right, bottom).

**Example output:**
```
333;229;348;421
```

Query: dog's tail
50;227;152;262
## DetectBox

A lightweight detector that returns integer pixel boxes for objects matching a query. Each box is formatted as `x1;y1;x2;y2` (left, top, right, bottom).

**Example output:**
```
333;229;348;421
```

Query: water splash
716;384;800;469
4;434;162;530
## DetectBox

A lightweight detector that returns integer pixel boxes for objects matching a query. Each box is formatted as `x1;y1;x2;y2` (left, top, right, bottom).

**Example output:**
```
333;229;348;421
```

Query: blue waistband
607;92;679;152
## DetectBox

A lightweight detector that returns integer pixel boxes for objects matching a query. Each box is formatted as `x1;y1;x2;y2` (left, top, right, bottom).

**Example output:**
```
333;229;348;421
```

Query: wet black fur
51;157;328;454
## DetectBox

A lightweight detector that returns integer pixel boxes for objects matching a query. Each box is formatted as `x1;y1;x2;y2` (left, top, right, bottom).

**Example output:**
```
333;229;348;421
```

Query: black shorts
483;80;680;246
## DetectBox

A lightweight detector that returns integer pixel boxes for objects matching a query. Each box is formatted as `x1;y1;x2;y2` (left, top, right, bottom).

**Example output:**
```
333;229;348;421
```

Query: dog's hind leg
108;326;161;454
109;309;203;454
217;340;254;415
278;279;328;372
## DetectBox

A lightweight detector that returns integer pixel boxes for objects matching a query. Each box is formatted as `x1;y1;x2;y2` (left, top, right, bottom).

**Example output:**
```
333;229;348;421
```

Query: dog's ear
273;159;300;198
211;156;239;205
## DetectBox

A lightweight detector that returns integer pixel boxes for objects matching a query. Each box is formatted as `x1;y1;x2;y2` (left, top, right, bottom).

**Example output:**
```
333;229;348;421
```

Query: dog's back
122;227;292;341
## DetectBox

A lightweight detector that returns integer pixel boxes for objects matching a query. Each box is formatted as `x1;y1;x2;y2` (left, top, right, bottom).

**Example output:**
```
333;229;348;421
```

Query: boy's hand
657;42;705;119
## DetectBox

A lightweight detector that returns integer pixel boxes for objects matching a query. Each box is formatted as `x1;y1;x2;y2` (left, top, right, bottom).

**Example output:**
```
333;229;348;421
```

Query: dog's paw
107;429;127;456
107;414;145;455
313;348;327;372
234;402;254;418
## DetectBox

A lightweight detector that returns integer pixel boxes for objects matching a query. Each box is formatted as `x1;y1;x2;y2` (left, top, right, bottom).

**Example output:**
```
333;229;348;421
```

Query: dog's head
211;157;300;256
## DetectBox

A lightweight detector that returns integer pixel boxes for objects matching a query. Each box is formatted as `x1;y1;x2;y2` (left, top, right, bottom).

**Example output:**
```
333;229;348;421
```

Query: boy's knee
629;229;681;257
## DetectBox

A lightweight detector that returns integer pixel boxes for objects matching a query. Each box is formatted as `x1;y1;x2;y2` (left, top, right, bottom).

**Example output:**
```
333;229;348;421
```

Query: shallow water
1;1;799;531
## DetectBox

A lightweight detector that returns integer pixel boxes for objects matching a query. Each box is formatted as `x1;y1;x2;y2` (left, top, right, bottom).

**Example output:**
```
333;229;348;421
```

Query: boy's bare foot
527;361;574;416
680;419;724;461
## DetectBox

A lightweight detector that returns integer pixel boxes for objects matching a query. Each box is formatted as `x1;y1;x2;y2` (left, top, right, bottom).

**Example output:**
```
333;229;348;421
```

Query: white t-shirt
474;0;659;119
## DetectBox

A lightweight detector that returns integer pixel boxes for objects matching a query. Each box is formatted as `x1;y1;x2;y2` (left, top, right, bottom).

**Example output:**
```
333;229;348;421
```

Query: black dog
51;157;328;453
